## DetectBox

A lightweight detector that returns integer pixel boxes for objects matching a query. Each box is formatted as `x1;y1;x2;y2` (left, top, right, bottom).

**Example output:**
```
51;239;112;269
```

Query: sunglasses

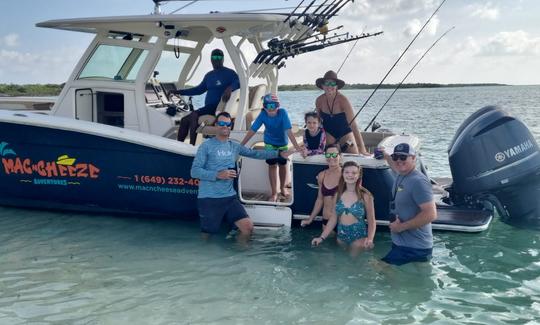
264;102;278;110
211;55;224;60
391;154;409;161
325;152;339;158
323;81;337;87
216;120;232;127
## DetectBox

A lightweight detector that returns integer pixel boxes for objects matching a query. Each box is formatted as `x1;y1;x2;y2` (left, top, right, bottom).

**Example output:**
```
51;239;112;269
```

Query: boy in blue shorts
241;94;303;201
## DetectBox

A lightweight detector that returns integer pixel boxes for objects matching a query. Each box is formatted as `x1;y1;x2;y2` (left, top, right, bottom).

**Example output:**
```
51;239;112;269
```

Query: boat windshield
78;44;149;82
153;50;189;82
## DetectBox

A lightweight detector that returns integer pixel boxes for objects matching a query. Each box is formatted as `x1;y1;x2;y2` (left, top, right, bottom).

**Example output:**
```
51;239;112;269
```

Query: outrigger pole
363;26;456;131
347;0;449;127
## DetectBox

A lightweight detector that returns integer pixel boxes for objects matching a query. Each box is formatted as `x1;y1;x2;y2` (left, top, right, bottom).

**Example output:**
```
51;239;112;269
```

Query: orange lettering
67;165;77;177
36;161;47;177
46;162;59;177
76;163;88;177
57;164;67;177
13;158;24;174
1;158;15;174
89;164;100;178
23;159;32;174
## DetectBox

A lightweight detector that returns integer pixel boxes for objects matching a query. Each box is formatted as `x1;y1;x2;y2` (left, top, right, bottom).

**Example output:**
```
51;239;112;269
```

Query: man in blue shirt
176;49;240;145
191;112;293;242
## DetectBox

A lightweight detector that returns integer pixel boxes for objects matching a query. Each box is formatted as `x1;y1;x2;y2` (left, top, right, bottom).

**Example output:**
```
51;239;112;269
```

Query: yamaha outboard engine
446;106;540;228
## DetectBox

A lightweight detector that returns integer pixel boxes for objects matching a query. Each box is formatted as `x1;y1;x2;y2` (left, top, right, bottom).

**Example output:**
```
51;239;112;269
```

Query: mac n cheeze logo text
1;157;100;178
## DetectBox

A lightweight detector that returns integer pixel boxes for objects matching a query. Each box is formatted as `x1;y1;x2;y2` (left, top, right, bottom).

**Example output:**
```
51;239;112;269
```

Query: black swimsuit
320;111;352;141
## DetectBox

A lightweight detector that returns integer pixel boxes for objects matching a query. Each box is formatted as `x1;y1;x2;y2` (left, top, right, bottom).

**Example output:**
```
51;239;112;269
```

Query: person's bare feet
270;193;279;202
280;188;290;197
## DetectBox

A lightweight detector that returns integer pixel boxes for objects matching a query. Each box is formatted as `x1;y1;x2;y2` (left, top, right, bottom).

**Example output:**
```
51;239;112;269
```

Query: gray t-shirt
390;169;434;249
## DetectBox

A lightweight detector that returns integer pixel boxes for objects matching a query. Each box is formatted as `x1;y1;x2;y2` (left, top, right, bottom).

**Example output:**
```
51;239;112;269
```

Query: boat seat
361;131;395;152
244;84;267;130
197;88;241;127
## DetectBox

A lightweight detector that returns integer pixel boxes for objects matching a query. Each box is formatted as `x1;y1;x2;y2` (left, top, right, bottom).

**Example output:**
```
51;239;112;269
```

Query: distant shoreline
0;82;511;97
278;83;509;91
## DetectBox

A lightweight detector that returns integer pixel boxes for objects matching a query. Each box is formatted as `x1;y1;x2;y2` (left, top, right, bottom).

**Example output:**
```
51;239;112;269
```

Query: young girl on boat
302;111;326;156
241;93;303;201
312;161;376;254
300;144;341;233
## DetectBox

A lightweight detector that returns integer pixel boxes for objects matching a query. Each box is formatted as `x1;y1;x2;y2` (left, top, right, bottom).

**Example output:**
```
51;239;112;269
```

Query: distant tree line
278;82;507;91
0;84;63;96
0;82;507;96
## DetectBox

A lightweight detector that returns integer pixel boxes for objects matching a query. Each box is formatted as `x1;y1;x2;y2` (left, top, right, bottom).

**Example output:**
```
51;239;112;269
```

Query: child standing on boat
302;111;326;156
312;161;376;255
241;94;303;202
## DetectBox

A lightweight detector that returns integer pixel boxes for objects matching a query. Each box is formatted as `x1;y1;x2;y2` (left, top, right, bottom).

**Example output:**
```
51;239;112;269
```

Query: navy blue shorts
381;243;433;266
197;196;248;234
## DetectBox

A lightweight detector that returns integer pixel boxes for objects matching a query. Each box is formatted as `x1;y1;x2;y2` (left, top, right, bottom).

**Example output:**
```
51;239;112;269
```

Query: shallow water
1;208;539;324
1;86;540;324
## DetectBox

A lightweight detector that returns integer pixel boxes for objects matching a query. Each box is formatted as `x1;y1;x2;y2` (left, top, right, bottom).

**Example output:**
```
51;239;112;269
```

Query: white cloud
480;30;540;56
467;2;499;20
403;15;439;37
0;47;83;83
344;0;437;20
0;33;20;47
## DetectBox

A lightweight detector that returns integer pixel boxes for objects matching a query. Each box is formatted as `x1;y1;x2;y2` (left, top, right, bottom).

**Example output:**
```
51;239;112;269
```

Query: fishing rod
348;0;448;126
284;0;305;23
253;31;382;78
272;31;382;66
364;26;455;131
252;25;344;65
336;26;365;74
292;0;346;41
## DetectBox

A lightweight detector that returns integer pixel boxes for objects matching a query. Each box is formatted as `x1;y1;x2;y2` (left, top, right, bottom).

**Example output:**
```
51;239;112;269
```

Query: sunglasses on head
323;80;337;87
391;154;409;161
264;102;278;110
325;152;339;158
211;55;224;60
216;120;232;127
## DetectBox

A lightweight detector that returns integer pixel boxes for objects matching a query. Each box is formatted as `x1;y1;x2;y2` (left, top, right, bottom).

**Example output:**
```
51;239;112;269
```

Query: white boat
1;1;539;232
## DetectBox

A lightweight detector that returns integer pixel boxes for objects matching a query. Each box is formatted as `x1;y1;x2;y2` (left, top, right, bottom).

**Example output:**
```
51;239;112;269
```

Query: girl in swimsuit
302;111;326;156
312;161;376;255
300;144;341;234
314;70;369;155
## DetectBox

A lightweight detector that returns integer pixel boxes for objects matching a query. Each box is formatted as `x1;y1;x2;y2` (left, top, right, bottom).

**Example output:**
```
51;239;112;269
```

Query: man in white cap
380;143;437;265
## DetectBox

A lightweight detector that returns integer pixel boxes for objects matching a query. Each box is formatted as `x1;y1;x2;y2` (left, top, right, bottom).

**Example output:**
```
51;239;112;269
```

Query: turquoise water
1;86;540;324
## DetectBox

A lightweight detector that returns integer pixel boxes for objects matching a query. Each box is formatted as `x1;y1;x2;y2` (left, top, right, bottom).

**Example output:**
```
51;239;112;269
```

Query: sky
0;0;539;85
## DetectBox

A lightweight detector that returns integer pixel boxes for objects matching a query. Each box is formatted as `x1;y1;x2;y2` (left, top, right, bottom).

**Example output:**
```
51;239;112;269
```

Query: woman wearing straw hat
315;70;369;155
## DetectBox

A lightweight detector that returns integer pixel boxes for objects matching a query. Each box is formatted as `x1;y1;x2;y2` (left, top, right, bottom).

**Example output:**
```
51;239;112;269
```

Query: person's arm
287;129;303;153
241;112;264;146
237;141;277;160
389;177;437;232
341;95;369;155
312;195;338;246
301;173;324;226
363;192;376;248
389;201;437;233
190;143;218;181
177;74;209;97
240;129;256;146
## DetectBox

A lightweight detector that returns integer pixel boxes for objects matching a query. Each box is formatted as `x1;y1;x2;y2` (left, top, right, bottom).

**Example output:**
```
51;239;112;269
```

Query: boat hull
0;121;199;217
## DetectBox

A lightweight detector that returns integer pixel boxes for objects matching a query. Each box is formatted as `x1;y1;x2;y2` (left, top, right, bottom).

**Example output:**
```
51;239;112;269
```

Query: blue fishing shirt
250;109;292;146
179;66;239;111
191;137;278;198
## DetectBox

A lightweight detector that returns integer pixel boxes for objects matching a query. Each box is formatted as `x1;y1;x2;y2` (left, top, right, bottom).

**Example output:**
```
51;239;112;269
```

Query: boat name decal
495;139;534;162
1;157;100;179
